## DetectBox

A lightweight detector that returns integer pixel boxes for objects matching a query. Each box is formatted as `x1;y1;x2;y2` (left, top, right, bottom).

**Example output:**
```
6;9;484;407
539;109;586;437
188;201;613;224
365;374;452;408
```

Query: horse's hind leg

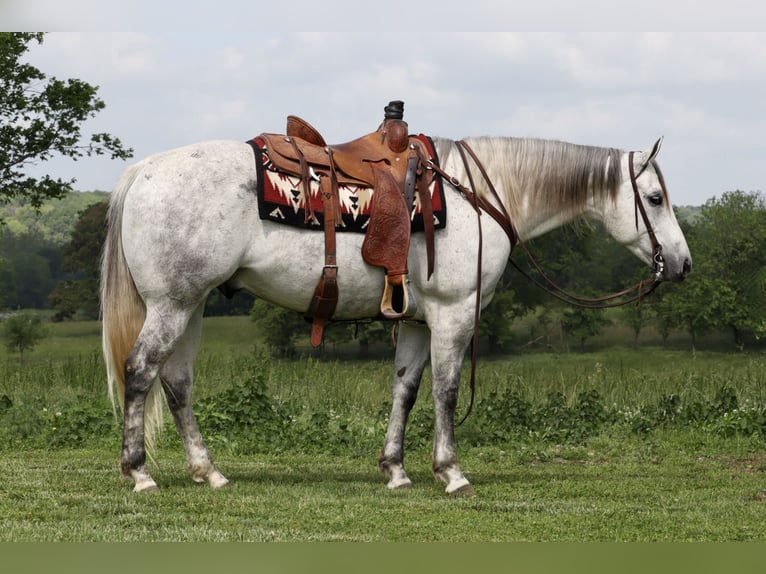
121;303;197;492
379;322;430;489
159;304;228;488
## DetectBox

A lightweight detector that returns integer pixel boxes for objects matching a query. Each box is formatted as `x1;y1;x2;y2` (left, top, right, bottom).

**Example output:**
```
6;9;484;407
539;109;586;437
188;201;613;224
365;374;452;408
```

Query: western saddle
257;101;437;347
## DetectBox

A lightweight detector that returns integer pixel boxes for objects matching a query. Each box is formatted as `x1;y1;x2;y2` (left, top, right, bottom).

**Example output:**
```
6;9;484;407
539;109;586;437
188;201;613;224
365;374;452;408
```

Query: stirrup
380;275;417;320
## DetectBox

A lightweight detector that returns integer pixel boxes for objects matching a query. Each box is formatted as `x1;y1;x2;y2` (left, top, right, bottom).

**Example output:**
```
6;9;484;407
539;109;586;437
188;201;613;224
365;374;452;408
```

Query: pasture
1;316;766;541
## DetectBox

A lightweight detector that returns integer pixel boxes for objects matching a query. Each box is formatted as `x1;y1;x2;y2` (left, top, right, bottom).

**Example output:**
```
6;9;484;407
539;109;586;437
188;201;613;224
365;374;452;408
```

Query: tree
250;299;306;357
0;230;59;309
480;288;523;353
0;33;132;208
2;312;48;364
620;301;647;345
204;290;255;317
352;321;391;359
648;289;677;347
560;305;610;351
49;201;107;320
667;191;766;349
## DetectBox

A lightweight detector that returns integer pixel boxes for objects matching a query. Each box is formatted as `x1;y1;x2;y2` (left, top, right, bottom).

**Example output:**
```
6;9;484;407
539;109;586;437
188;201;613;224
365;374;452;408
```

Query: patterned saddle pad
250;134;446;233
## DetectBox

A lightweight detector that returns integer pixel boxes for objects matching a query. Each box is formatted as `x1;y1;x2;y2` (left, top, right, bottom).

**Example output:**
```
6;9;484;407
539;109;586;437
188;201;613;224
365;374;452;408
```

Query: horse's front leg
430;324;474;495
379;321;431;489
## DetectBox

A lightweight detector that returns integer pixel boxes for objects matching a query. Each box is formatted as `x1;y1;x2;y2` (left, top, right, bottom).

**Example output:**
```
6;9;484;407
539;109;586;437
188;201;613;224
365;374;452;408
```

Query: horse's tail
101;164;164;452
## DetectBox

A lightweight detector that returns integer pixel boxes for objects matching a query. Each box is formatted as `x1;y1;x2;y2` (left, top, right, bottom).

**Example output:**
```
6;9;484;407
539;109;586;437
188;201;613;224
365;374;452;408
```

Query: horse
101;133;692;494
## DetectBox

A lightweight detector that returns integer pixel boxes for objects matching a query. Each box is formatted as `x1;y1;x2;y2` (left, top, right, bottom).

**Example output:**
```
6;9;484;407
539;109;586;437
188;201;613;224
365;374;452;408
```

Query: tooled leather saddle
252;101;438;347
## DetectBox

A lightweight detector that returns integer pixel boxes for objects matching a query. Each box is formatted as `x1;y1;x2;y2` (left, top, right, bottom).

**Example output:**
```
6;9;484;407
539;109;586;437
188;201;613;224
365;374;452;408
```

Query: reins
422;141;666;423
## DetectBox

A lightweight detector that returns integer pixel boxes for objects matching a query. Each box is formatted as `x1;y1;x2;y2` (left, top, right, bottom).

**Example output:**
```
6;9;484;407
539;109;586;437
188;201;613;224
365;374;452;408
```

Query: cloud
10;30;766;205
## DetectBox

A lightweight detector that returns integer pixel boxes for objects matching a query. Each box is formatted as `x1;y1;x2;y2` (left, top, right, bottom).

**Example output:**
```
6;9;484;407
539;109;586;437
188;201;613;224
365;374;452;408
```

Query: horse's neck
452;137;616;242
514;200;584;240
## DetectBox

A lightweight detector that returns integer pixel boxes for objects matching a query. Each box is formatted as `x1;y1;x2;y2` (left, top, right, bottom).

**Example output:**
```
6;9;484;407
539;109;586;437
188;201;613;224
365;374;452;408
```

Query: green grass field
2;434;765;542
1;316;766;541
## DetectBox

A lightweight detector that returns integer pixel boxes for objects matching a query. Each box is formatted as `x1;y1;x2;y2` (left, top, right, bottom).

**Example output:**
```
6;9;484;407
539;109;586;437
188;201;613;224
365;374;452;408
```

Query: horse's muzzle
663;256;692;282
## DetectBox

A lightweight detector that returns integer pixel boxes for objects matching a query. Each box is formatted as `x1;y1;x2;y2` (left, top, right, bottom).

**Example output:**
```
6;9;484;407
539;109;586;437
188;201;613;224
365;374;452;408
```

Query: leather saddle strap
307;163;340;347
454;141;485;425
287;136;315;224
456;140;518;247
413;146;436;279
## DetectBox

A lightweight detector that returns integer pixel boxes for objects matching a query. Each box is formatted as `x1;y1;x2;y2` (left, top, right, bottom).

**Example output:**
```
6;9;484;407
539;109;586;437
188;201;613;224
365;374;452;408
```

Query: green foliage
650;191;766;349
0;33;132;208
0;192;108;311
1;312;48;363
250;299;306;357
2;319;766;464
195;374;292;453
628;386;766;439
0;191;109;245
49;201;107;320
0;232;58;308
560;305;610;350
475;384;766;445
44;399;115;448
480;288;523;353
0;191;109;244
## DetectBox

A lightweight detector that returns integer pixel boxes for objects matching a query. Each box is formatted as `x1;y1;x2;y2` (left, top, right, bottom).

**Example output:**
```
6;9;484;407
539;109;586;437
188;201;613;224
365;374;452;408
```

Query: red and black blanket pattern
250;134;446;233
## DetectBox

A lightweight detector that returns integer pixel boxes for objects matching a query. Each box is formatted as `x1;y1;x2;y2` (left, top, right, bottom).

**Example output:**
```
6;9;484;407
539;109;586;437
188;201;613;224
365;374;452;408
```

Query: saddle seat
260;112;420;188
256;101;436;347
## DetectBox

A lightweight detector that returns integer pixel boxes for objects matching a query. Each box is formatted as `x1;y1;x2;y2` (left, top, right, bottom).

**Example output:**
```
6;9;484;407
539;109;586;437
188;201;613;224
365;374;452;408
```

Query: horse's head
601;138;692;282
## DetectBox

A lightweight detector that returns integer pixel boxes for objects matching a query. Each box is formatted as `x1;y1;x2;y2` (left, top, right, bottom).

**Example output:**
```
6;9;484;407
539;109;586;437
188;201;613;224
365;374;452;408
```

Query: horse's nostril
682;258;692;276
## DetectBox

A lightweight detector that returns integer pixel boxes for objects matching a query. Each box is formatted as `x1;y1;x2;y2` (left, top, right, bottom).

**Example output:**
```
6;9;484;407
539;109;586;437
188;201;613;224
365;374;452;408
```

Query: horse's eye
647;192;663;207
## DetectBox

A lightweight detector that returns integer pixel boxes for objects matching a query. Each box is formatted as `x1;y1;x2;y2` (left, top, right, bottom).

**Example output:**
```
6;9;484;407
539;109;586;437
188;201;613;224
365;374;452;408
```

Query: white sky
2;2;765;206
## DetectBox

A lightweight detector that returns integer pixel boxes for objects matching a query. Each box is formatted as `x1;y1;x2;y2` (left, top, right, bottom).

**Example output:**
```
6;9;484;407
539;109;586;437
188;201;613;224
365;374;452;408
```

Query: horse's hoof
386;477;413;490
449;483;475;497
436;469;473;496
207;471;230;489
133;481;160;493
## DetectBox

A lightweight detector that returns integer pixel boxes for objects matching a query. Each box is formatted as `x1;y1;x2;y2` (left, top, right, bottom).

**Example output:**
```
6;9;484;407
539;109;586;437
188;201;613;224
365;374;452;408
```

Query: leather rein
420;141;666;422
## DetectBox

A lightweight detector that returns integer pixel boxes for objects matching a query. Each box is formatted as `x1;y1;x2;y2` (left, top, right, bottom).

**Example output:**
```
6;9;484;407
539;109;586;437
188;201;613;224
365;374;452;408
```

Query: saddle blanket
251;134;446;233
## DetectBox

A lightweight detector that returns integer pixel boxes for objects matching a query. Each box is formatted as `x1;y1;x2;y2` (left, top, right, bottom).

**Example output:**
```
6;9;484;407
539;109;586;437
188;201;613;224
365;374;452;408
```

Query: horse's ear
648;136;663;161
635;136;663;171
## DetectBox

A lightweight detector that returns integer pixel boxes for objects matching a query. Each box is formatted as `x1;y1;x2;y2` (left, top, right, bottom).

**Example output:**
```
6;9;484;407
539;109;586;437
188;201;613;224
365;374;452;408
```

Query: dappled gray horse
101;133;691;493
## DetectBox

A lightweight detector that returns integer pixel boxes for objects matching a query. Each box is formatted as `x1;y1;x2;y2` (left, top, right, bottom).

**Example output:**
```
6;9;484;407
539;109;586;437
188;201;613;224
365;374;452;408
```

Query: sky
3;2;765;207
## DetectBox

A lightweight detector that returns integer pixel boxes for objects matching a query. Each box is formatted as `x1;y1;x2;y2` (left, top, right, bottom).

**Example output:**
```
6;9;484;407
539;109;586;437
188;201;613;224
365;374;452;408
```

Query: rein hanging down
425;141;667;423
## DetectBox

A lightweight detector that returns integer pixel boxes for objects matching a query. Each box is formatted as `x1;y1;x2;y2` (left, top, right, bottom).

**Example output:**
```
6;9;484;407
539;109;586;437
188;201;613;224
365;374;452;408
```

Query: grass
1;432;765;542
2;316;766;541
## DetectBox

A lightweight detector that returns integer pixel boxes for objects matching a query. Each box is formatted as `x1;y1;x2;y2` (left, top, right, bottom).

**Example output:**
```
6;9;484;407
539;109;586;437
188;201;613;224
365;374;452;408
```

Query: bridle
424;142;667;309
503;150;667;308
420;140;667;422
629;150;666;283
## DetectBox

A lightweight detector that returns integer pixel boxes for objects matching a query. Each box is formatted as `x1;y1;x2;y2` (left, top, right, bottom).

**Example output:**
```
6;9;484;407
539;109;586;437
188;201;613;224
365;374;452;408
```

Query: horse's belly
237;226;388;320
